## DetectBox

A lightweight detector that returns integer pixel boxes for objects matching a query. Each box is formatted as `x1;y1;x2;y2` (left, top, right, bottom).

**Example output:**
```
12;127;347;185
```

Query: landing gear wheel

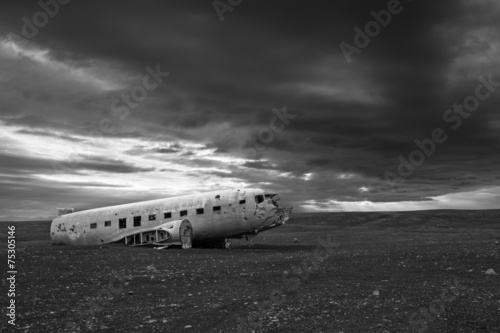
224;238;232;250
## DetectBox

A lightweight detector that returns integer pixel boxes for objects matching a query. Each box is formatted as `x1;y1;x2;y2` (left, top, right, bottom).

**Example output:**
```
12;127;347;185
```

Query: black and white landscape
0;1;499;332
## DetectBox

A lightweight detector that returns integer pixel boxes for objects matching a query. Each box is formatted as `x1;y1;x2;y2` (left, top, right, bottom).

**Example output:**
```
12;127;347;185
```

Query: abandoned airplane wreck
51;188;292;249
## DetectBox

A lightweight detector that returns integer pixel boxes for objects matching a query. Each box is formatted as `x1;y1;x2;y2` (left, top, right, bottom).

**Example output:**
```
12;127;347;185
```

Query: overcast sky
1;0;499;220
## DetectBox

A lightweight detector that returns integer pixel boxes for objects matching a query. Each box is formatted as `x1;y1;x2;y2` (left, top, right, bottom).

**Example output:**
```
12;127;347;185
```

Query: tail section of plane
57;208;74;216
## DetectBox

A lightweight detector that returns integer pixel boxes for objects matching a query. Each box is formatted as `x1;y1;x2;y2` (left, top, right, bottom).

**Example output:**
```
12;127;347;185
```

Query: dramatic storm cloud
1;0;499;220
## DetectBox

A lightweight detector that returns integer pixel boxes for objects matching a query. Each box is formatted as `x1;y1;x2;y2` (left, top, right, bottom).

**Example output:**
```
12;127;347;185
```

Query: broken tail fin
57;208;75;216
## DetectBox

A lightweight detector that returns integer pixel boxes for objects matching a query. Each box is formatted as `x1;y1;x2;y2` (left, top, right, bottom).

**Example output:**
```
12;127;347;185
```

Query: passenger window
119;218;126;229
180;210;187;217
196;208;204;215
255;195;264;204
90;223;97;229
149;214;156;221
134;216;141;227
213;206;221;212
104;221;111;227
239;200;246;204
164;212;171;219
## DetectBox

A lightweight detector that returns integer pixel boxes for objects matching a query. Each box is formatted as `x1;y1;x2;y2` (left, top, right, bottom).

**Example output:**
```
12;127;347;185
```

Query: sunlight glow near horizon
301;187;500;212
1;116;499;220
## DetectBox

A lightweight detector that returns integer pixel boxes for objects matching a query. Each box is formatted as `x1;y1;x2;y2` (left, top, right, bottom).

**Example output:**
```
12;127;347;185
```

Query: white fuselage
50;188;286;246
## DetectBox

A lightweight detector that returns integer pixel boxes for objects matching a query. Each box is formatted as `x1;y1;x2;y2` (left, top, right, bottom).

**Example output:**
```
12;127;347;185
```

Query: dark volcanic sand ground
1;210;499;333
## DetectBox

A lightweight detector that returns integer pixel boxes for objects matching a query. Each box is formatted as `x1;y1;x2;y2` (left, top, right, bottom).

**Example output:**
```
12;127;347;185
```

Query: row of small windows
90;204;239;229
91;221;111;229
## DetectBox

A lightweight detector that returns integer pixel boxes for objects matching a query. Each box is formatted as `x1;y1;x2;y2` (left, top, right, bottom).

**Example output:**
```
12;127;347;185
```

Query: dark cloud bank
0;0;499;219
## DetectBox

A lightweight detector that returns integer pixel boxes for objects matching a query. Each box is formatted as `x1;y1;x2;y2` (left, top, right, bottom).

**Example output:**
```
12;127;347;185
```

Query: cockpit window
255;195;265;204
265;194;280;201
265;194;280;207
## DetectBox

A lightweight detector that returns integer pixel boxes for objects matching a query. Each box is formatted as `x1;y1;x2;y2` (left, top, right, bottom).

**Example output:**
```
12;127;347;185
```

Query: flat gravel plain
1;210;499;332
